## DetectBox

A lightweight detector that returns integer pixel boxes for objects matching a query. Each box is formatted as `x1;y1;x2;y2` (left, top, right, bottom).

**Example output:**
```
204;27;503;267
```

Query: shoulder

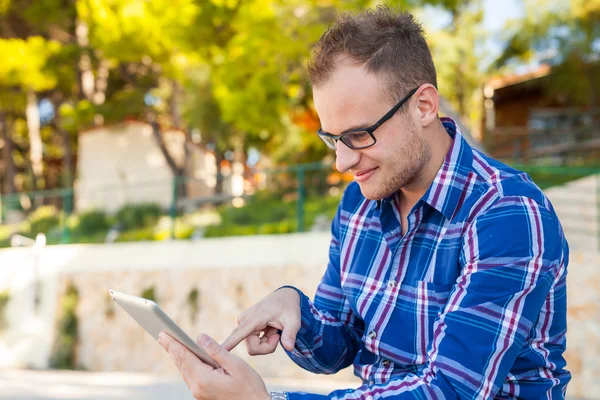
461;149;557;223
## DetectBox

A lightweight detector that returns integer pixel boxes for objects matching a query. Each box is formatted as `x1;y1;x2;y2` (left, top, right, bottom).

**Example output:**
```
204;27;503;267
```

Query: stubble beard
362;117;431;201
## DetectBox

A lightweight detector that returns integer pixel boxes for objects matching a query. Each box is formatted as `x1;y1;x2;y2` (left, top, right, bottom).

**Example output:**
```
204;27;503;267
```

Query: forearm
281;286;362;374
284;371;453;400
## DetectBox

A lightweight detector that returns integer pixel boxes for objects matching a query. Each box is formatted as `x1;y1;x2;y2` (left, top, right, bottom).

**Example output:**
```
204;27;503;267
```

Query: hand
222;287;301;355
158;332;270;400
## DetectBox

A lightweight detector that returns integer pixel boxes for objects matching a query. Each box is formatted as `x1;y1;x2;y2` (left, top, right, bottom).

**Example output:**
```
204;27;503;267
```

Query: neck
399;120;453;210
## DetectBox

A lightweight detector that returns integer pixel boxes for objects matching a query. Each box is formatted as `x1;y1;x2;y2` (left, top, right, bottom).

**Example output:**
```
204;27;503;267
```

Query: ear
415;84;439;128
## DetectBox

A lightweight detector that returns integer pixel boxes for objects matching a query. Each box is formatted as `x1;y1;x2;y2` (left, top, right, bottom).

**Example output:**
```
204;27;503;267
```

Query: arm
286;196;568;399
284;200;365;374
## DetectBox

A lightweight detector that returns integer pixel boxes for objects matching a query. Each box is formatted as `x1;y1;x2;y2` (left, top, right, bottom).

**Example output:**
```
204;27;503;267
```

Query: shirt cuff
276;285;316;346
286;392;329;400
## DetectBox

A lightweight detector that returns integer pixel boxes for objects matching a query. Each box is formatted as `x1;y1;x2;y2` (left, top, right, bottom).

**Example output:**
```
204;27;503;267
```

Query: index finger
221;321;261;351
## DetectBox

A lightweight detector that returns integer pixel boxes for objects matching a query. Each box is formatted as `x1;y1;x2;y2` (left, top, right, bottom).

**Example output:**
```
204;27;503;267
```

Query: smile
354;167;378;182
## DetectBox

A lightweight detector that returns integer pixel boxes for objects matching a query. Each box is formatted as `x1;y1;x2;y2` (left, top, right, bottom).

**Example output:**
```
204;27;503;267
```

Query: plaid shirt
284;118;570;399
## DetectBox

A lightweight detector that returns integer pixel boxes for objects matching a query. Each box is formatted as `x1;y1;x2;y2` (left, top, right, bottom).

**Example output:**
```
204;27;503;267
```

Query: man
158;6;570;399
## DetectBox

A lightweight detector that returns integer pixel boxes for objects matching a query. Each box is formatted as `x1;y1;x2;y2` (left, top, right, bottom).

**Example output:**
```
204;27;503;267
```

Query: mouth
353;167;378;182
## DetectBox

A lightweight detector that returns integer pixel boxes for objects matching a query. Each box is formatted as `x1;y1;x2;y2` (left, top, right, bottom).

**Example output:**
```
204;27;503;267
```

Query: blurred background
0;0;598;399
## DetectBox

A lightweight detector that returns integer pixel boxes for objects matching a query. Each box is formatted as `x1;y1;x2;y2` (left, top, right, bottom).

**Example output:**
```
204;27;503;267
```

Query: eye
347;131;370;142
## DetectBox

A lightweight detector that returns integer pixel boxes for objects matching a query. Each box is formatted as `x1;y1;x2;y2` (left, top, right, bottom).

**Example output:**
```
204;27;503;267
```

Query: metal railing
0;162;344;246
0;162;598;252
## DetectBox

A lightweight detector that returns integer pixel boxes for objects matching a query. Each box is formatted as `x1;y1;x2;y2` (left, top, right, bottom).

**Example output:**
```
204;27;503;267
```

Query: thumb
281;320;300;351
197;334;238;370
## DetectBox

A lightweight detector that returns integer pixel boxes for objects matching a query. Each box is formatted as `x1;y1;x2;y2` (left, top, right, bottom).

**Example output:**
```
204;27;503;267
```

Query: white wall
0;234;597;397
0;234;330;372
76;122;187;213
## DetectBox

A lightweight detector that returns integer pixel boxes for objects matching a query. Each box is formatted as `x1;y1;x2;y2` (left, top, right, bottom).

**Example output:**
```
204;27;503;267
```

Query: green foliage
49;282;79;369
515;165;597;190
0;290;10;331
204;189;341;238
0;0;503;195
493;0;600;106
116;203;163;230
59;101;97;135
153;220;195;241
141;286;157;302
222;192;291;225
76;209;110;235
427;1;486;130
0;36;62;90
0;223;20;246
115;227;155;242
187;288;200;322
27;205;60;234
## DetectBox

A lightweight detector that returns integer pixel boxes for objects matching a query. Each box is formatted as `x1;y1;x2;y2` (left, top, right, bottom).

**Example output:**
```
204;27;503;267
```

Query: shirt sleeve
283;199;365;374
286;195;568;399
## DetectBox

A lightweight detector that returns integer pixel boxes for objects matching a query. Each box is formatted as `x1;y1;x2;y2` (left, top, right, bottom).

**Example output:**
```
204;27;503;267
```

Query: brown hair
308;6;437;106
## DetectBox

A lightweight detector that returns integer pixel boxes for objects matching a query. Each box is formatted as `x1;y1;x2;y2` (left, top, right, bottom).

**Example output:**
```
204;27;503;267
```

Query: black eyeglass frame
316;87;420;150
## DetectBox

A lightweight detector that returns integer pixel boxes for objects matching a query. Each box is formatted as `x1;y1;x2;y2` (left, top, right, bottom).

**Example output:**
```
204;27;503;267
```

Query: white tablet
109;289;219;369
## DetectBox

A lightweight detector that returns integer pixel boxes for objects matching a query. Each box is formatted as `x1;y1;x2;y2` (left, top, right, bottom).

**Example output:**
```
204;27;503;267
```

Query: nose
335;140;360;173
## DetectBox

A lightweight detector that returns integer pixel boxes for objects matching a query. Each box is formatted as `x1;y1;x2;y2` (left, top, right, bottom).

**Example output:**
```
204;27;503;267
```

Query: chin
356;182;393;201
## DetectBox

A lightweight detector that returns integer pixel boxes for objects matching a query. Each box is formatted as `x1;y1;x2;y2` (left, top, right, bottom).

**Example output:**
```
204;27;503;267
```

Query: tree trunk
93;52;109;105
171;79;182;128
51;98;75;188
214;150;224;197
76;18;95;101
149;120;183;176
0;112;16;194
149;120;188;203
26;89;43;189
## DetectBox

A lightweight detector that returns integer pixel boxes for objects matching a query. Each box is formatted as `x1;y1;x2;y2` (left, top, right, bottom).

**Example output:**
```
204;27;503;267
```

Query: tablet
109;289;220;369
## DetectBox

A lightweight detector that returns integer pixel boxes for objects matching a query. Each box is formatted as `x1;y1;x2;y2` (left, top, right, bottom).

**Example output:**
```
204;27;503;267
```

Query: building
75;121;244;214
481;64;600;163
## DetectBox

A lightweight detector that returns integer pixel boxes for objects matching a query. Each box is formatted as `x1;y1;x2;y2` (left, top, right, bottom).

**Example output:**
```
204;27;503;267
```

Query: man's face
313;62;430;200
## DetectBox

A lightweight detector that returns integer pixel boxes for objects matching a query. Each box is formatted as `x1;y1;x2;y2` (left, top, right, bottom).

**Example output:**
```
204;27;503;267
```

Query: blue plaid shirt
284;118;570;399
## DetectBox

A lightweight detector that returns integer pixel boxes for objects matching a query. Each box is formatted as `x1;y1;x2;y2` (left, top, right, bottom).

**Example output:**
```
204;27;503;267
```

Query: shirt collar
374;117;474;220
420;117;474;220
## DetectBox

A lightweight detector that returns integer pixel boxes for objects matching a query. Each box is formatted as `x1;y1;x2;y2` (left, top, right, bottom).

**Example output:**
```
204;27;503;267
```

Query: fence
0;163;598;252
0;162;347;247
487;121;600;164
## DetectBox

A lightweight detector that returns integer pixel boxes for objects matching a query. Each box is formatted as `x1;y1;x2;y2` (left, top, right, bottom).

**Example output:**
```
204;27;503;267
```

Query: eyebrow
321;121;374;135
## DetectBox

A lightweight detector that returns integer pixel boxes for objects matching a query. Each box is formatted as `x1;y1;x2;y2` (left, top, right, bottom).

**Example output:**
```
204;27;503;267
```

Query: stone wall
0;233;598;398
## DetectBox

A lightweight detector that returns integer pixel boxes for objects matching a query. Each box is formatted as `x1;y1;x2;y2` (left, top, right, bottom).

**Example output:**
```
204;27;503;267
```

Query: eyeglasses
316;87;419;150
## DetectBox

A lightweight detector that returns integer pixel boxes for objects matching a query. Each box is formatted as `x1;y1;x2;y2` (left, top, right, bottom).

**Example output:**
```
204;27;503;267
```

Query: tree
0;0;491;200
493;0;600;107
0;36;62;190
427;0;487;136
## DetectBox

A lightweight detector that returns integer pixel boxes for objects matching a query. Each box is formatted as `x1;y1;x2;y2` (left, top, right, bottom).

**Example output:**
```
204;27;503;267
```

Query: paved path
0;369;591;399
0;369;358;399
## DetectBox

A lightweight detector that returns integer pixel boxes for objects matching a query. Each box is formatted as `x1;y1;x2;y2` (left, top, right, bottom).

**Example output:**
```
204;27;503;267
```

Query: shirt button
369;380;375;385
368;331;377;339
382;359;391;367
388;280;396;289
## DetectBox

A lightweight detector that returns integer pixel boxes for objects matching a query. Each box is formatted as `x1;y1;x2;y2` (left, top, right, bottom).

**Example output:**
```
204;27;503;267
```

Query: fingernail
158;332;164;343
285;338;294;348
198;334;211;347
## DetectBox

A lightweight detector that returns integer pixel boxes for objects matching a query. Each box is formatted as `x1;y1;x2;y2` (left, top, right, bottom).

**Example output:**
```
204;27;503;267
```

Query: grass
517;164;600;190
2;162;596;247
204;189;341;238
